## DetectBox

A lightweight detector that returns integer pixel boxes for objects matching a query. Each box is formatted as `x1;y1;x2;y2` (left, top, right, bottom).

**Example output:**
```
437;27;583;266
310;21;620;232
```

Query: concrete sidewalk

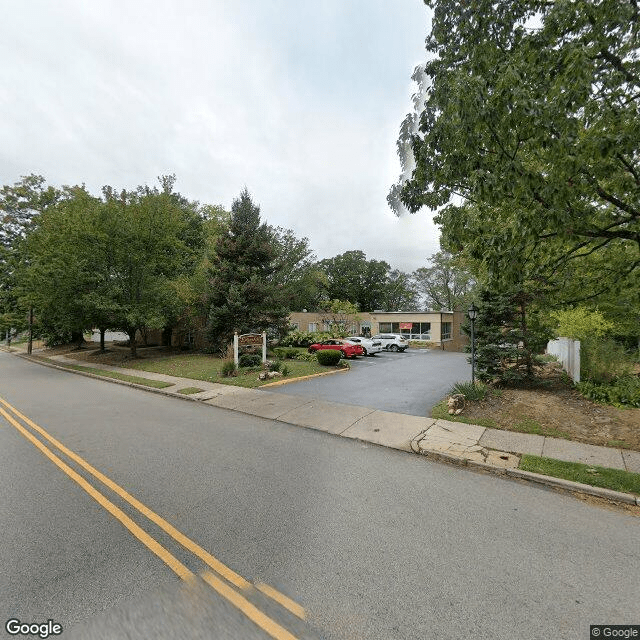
24;352;640;505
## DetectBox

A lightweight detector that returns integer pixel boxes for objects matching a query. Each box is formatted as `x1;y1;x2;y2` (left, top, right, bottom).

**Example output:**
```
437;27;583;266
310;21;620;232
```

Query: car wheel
362;347;368;356
340;350;347;358
389;344;398;352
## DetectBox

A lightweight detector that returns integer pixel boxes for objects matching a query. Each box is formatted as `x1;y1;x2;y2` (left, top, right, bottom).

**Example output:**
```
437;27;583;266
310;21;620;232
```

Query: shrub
268;360;282;372
316;349;342;366
281;365;290;377
220;360;237;377
450;380;488;401
239;353;261;368
577;376;640;408
294;351;317;362
273;347;300;359
581;337;634;384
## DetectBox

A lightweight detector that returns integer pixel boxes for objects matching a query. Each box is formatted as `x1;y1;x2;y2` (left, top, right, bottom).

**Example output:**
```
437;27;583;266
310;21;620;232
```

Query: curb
13;353;640;508
260;367;349;387
412;441;639;506
15;354;206;406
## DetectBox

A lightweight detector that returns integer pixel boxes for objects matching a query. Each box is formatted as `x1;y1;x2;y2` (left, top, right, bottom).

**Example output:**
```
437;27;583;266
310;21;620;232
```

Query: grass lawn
125;353;341;388
519;455;640;495
56;362;173;389
431;400;498;428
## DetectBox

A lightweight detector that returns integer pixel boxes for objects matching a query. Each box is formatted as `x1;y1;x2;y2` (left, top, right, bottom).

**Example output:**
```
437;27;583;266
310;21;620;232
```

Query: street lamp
467;303;478;385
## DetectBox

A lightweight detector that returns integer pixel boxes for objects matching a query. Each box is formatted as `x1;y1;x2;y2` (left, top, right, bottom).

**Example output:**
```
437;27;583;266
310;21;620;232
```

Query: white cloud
0;0;438;271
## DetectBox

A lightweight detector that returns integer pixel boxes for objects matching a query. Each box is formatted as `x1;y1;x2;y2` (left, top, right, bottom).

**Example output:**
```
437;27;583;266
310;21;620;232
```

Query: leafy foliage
412;251;475;310
576;377;640;408
392;0;640;303
238;353;262;368
450;380;488;401
316;349;342;366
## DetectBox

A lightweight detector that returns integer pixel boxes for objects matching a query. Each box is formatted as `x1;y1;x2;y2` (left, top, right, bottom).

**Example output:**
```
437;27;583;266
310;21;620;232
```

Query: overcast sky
1;1;438;272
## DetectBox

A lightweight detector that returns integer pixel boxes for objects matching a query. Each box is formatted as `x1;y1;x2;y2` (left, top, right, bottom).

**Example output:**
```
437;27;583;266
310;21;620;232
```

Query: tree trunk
129;328;137;358
71;330;84;350
100;328;106;352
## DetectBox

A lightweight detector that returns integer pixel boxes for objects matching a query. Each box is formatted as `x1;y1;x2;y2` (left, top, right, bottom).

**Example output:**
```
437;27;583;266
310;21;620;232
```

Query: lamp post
467;303;478;385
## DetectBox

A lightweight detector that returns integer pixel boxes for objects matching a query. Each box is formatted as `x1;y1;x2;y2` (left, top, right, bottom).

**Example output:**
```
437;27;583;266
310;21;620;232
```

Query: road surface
1;351;638;639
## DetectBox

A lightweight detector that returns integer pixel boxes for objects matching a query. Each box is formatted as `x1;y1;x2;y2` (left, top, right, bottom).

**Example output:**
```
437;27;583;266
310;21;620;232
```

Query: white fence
547;337;581;383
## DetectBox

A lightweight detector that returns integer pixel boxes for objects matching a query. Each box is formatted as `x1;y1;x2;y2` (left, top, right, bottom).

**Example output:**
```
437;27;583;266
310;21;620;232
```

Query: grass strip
177;387;204;395
430;400;498;428
512;417;571;440
519;454;640;495
58;363;173;389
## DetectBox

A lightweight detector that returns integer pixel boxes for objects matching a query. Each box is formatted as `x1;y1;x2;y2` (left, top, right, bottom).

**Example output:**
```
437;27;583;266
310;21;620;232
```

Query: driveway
271;349;471;417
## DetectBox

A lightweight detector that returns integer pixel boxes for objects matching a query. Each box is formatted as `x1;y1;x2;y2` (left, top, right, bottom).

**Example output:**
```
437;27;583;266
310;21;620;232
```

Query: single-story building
288;310;468;352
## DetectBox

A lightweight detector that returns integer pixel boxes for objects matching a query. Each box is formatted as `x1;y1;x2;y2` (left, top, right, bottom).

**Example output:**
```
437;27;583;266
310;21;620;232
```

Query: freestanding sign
234;332;267;367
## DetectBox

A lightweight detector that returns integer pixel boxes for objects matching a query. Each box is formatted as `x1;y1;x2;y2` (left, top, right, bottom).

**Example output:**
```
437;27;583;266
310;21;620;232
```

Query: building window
308;323;317;332
441;322;452;340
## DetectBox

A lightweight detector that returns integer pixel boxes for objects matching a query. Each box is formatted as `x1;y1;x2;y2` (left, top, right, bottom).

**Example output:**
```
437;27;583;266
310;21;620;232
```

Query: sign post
236;332;267;367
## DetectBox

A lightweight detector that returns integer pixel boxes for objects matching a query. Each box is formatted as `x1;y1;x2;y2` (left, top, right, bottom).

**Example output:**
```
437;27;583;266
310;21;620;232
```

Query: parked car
345;336;383;356
307;339;364;358
371;333;409;352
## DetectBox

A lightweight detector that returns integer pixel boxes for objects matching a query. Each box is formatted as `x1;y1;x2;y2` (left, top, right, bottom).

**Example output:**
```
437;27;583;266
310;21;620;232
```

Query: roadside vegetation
519;456;640;496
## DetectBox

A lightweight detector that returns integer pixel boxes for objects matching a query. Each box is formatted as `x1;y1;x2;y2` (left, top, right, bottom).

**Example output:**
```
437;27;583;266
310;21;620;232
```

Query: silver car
345;336;383;356
371;333;409;352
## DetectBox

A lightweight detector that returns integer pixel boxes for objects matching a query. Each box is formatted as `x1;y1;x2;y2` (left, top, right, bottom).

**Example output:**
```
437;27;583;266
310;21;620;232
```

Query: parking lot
271;348;471;417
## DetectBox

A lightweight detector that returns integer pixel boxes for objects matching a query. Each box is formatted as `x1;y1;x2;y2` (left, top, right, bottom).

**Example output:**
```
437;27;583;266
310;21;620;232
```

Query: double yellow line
0;396;305;640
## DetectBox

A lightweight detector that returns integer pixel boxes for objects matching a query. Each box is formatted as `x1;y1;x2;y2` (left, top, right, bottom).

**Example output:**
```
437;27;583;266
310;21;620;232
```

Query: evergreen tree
469;288;552;385
206;189;288;350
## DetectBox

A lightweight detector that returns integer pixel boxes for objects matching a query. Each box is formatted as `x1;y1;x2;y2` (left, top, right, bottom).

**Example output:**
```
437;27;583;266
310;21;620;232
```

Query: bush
294;351;317;362
577;376;640;408
268;360;282;372
450;381;489;401
281;365;290;377
316;349;342;366
238;353;261;368
220;360;237;377
581;337;634;384
273;347;300;359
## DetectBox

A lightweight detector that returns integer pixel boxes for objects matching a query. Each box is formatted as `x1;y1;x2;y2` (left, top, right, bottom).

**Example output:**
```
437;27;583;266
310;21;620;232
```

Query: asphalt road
1;351;639;640
271;348;471;416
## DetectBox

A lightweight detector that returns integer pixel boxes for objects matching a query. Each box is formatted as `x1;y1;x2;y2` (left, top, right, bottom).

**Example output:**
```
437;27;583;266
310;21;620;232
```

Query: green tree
392;0;640;299
383;269;418;311
470;287;552;385
206;189;289;350
269;226;326;312
317;251;391;311
101;178;203;356
412;251;475;311
318;299;361;336
0;175;60;342
21;186;105;346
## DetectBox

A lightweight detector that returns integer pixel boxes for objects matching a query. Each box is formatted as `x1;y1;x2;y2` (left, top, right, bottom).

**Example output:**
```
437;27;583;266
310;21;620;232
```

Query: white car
345;336;383;356
371;333;409;352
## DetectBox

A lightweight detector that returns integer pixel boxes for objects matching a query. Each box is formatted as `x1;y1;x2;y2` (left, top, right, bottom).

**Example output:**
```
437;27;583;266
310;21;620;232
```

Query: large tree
392;0;640;300
206;189;289;350
317;250;391;311
100;178;204;356
0;175;60;340
412;251;475;311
